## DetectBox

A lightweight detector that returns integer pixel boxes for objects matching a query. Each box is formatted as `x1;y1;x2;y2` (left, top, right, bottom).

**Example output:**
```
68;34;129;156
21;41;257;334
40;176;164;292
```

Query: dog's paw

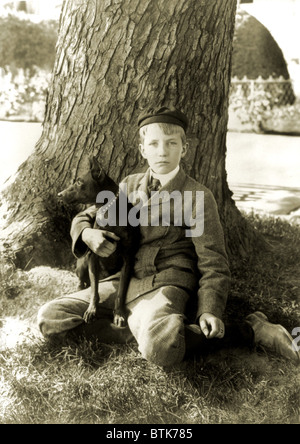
113;313;127;328
83;306;97;323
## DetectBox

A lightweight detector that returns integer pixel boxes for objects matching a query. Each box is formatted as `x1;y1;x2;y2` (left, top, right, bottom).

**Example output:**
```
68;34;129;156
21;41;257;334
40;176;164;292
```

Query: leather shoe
246;311;300;364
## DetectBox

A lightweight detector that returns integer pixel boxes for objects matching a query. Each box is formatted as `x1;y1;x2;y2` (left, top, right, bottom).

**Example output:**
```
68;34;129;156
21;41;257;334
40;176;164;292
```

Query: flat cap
138;106;188;132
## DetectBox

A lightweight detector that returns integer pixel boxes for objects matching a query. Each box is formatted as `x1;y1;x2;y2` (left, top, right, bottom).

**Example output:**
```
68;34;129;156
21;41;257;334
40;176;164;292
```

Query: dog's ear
89;155;98;168
89;156;105;181
89;156;99;175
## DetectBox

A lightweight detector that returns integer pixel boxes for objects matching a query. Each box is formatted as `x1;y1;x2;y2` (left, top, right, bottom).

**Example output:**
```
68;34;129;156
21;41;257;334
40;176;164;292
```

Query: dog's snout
58;191;67;199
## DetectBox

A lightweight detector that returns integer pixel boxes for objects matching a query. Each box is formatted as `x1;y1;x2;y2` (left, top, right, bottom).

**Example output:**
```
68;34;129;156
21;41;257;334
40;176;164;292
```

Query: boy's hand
82;228;120;257
199;313;225;339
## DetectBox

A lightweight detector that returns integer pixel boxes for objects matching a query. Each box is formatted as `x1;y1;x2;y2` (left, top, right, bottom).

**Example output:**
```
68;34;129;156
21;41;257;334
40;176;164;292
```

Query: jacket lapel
161;167;187;194
129;167;187;210
137;168;151;197
148;167;187;206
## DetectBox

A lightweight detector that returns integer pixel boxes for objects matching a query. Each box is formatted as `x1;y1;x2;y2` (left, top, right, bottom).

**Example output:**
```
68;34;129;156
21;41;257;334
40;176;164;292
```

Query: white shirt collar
150;166;180;187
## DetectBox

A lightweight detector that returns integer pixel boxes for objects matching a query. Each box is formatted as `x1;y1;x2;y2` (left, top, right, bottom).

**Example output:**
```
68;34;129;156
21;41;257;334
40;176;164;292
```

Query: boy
38;107;299;366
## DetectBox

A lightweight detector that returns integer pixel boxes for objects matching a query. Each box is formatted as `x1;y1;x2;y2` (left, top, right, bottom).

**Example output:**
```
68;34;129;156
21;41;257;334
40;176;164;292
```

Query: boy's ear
181;143;189;158
139;143;146;159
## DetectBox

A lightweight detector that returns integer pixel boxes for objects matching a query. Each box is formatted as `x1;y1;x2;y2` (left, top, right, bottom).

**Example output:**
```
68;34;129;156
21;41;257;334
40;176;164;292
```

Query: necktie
148;177;161;194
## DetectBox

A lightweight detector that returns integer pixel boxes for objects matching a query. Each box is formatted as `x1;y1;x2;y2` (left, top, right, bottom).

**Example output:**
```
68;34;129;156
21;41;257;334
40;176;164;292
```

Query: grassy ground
0;213;299;424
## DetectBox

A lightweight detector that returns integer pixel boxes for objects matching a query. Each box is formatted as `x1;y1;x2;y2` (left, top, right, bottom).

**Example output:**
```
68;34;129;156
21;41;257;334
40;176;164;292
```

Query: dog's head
89;156;118;192
58;157;116;205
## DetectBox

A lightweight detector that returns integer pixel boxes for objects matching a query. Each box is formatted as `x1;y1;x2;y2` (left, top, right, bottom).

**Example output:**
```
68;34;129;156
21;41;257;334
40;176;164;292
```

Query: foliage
0;14;57;121
0;14;58;73
0;214;300;424
233;8;290;81
229;80;298;133
229;82;281;132
261;102;300;135
0;67;51;121
231;8;297;132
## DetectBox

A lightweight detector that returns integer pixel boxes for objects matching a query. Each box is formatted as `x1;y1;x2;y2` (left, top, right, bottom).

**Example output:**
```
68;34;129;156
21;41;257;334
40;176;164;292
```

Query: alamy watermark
292;327;300;352
95;183;204;238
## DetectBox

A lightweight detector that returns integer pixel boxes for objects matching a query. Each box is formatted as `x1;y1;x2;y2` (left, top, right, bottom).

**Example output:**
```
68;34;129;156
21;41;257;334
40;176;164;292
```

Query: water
0;120;42;186
226;132;300;189
226;132;300;220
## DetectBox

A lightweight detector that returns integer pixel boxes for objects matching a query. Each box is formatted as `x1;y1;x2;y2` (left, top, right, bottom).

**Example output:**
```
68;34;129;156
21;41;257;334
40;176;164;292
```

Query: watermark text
96;184;204;238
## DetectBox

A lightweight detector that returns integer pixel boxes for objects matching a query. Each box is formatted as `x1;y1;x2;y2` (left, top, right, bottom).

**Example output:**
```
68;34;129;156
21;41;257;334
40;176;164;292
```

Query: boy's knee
37;302;52;336
37;300;83;338
138;314;186;367
140;340;184;367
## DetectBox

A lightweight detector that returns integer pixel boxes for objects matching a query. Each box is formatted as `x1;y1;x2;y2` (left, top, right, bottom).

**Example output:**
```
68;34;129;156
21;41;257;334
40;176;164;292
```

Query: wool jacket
70;167;231;321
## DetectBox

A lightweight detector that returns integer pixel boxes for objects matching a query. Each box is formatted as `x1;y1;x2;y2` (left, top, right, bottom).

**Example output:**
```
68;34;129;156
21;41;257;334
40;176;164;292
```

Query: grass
0;213;300;424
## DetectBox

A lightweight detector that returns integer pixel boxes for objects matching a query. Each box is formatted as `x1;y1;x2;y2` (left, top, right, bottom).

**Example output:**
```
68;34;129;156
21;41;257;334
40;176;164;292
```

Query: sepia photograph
0;0;299;426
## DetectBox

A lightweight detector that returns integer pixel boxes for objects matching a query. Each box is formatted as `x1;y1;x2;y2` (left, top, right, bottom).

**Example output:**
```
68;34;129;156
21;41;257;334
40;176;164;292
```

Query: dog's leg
76;256;90;290
113;256;132;327
83;253;100;323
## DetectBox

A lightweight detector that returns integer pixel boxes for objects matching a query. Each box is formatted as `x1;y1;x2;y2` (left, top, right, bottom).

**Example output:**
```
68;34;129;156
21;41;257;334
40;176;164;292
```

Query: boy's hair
139;122;187;145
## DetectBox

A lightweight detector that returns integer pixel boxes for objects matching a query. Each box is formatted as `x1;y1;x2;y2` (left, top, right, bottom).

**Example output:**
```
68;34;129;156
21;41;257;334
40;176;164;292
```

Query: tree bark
0;0;264;270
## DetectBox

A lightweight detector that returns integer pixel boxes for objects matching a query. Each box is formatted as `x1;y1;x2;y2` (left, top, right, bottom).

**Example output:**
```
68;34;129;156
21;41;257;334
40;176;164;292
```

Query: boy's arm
70;205;120;259
70;205;97;258
192;188;231;322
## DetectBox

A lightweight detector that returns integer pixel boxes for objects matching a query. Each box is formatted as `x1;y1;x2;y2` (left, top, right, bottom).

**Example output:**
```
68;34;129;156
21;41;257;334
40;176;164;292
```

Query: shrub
0;14;58;74
229;79;298;133
261;102;300;135
229;83;280;132
0;14;57;121
0;67;51;121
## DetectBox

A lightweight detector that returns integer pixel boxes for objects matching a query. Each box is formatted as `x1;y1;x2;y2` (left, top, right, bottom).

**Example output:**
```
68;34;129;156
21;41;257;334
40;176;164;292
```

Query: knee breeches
37;277;189;367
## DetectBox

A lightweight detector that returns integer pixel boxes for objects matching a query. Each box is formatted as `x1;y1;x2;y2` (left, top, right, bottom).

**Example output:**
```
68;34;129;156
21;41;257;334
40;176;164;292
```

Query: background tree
229;7;296;133
233;8;291;80
0;0;263;271
0;15;58;76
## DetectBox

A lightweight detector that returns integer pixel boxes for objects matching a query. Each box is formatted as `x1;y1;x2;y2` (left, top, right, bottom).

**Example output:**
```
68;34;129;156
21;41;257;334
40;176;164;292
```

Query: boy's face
139;123;187;175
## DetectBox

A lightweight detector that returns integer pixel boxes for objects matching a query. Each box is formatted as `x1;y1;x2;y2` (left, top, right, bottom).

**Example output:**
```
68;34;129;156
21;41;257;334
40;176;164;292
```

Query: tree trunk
0;0;264;270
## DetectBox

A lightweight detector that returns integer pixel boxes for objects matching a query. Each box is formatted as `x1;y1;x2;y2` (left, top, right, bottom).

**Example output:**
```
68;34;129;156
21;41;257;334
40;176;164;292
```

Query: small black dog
58;157;139;327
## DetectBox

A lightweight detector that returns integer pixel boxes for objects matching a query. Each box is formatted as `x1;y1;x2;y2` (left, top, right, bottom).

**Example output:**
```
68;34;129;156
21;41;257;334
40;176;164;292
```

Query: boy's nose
157;141;168;155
